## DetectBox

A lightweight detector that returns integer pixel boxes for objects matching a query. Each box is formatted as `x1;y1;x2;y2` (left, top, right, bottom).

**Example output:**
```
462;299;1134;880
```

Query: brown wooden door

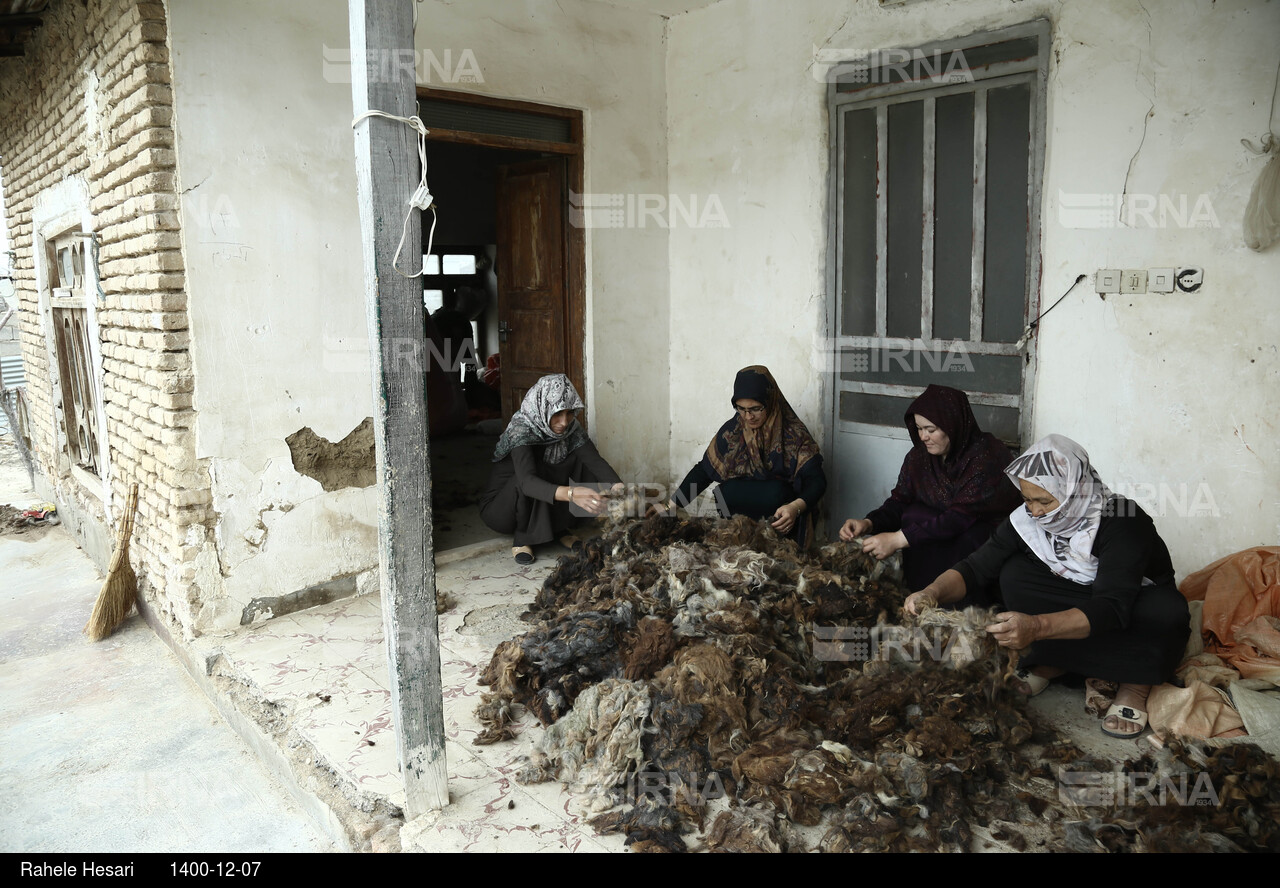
495;158;570;419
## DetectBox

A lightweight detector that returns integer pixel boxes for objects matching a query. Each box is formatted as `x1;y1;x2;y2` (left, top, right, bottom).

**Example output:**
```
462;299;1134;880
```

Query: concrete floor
0;437;336;854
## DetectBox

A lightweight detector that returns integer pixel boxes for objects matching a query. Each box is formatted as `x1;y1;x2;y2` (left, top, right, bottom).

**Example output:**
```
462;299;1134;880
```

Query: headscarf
1004;434;1113;584
900;384;1021;518
492;374;588;465
700;366;820;484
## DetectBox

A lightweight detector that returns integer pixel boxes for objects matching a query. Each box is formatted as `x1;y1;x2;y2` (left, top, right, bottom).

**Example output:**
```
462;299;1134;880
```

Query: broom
85;482;139;641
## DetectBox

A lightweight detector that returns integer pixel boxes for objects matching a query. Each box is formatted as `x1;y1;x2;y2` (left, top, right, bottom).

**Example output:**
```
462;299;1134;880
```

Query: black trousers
478;449;614;547
1002;557;1190;686
715;478;811;546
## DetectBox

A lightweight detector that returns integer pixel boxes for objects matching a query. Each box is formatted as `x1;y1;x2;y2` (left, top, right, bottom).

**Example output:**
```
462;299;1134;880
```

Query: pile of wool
475;514;1280;853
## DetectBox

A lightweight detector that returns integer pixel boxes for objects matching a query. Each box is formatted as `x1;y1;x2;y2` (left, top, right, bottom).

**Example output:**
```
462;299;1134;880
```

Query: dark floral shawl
700;366;821;485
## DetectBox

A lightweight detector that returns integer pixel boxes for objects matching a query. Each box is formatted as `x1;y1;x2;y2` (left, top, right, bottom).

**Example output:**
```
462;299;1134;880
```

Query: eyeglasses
734;405;766;417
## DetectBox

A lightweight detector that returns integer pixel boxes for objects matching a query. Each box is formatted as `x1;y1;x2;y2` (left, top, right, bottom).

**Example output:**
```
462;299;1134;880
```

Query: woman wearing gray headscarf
905;435;1190;739
480;374;622;564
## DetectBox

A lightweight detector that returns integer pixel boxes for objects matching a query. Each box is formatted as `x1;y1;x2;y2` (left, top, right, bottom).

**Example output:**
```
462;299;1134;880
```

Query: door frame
416;88;586;423
820;21;1051;534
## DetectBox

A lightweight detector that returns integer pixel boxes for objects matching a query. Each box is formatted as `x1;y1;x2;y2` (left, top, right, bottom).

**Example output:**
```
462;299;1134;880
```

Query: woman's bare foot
1011;665;1065;696
1103;683;1151;736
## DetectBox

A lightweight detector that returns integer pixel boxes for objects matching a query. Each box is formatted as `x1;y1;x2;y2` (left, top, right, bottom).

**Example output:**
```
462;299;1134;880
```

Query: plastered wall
666;0;1279;578
167;0;379;629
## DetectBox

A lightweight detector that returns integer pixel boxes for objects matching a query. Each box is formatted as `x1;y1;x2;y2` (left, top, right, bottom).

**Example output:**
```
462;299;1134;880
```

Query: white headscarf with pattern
1005;435;1113;584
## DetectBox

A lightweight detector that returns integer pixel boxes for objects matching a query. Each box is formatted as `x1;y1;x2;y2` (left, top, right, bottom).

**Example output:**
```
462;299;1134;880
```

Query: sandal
1012;666;1051;697
1101;703;1149;739
558;533;580;550
512;546;534;565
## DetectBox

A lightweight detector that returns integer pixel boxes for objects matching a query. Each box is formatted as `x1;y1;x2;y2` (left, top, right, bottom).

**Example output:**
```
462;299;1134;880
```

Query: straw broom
85;483;139;641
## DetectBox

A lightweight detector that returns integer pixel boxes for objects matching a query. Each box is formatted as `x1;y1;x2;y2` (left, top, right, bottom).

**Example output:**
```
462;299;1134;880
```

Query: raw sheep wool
476;514;1280;852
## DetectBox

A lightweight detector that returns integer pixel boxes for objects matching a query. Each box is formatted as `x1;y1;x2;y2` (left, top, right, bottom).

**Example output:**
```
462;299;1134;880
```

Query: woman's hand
568;486;608;517
770;501;804;535
986;611;1040;650
839;518;872;541
646;500;676;518
861;531;907;560
904;590;939;616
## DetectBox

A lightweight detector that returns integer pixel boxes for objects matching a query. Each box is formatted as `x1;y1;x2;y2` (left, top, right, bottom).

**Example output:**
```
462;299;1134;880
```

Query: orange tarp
1180;546;1280;685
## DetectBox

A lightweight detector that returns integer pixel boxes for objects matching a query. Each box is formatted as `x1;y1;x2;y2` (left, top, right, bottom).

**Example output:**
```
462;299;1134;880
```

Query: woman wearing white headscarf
905;435;1190;738
480;374;622;564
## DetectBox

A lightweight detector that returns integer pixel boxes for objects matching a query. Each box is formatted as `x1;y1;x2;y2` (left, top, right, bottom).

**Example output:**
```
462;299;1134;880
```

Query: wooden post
348;0;448;815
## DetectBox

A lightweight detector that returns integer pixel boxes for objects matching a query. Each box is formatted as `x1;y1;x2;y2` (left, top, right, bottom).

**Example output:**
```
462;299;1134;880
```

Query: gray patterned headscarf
492;374;588;465
1005;435;1113;584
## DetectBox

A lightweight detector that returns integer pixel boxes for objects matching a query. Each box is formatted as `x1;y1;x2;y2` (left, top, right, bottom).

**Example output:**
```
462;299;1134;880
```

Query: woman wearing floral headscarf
658;366;826;547
905;435;1190;738
480;374;622;564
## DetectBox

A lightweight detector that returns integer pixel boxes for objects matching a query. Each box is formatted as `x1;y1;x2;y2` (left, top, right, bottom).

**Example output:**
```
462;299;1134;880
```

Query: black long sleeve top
482;441;621;506
671;454;827;511
954;497;1176;635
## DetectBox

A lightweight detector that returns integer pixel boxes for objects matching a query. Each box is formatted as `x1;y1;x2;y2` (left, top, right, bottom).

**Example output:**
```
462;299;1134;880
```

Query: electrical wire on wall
1014;273;1087;357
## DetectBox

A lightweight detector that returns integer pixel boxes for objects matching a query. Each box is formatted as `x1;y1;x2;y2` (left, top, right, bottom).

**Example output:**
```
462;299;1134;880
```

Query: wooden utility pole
348;0;448;815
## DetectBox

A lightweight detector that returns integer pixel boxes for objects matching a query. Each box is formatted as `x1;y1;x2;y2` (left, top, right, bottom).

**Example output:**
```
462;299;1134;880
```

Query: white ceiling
584;0;724;18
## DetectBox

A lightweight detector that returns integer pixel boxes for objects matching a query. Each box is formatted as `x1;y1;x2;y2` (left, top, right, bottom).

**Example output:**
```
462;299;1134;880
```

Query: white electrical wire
351;109;437;278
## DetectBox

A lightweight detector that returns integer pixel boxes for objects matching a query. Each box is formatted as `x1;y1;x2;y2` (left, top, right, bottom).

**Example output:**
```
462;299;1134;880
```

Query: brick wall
0;0;212;636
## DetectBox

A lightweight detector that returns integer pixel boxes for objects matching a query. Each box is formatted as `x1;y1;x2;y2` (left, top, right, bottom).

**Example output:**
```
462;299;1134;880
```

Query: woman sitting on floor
840;384;1021;602
905;435;1191;738
479;374;622;565
657;365;826;547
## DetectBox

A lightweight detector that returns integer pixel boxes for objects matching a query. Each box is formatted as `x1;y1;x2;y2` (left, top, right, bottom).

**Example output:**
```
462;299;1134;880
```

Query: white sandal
1013;666;1051;697
1102;703;1148;739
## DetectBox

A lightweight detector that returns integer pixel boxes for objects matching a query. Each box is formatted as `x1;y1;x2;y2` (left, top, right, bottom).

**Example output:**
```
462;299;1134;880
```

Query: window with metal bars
826;21;1049;449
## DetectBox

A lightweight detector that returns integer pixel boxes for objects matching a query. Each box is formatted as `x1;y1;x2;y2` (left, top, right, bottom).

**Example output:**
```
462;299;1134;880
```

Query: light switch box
1150;267;1175;293
1120;269;1148;294
1096;269;1121;294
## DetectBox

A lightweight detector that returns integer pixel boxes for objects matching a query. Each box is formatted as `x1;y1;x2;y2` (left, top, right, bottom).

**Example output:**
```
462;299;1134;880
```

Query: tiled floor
209;514;1170;852
215;537;628;852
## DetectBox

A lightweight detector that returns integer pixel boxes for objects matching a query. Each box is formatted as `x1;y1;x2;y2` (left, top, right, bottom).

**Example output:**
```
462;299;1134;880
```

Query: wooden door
495;158;569;419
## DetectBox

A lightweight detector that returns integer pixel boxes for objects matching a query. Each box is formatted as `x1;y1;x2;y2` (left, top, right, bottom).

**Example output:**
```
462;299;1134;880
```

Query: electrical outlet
1120;269;1148;294
1096;269;1121;294
1149;267;1175;293
1176;267;1204;293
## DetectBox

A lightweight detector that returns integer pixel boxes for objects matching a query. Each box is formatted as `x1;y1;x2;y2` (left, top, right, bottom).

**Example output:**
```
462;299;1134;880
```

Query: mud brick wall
0;0;212;636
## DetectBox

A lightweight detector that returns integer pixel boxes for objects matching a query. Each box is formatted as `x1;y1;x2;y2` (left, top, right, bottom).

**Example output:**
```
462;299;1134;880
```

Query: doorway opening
417;92;586;553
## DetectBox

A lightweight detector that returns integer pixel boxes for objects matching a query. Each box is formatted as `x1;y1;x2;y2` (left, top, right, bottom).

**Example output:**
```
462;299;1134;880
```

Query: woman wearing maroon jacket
839;384;1021;601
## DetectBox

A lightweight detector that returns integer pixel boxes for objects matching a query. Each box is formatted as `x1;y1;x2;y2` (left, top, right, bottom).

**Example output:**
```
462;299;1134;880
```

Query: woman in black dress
659;366;826;547
479;374;621;564
905;435;1190;738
